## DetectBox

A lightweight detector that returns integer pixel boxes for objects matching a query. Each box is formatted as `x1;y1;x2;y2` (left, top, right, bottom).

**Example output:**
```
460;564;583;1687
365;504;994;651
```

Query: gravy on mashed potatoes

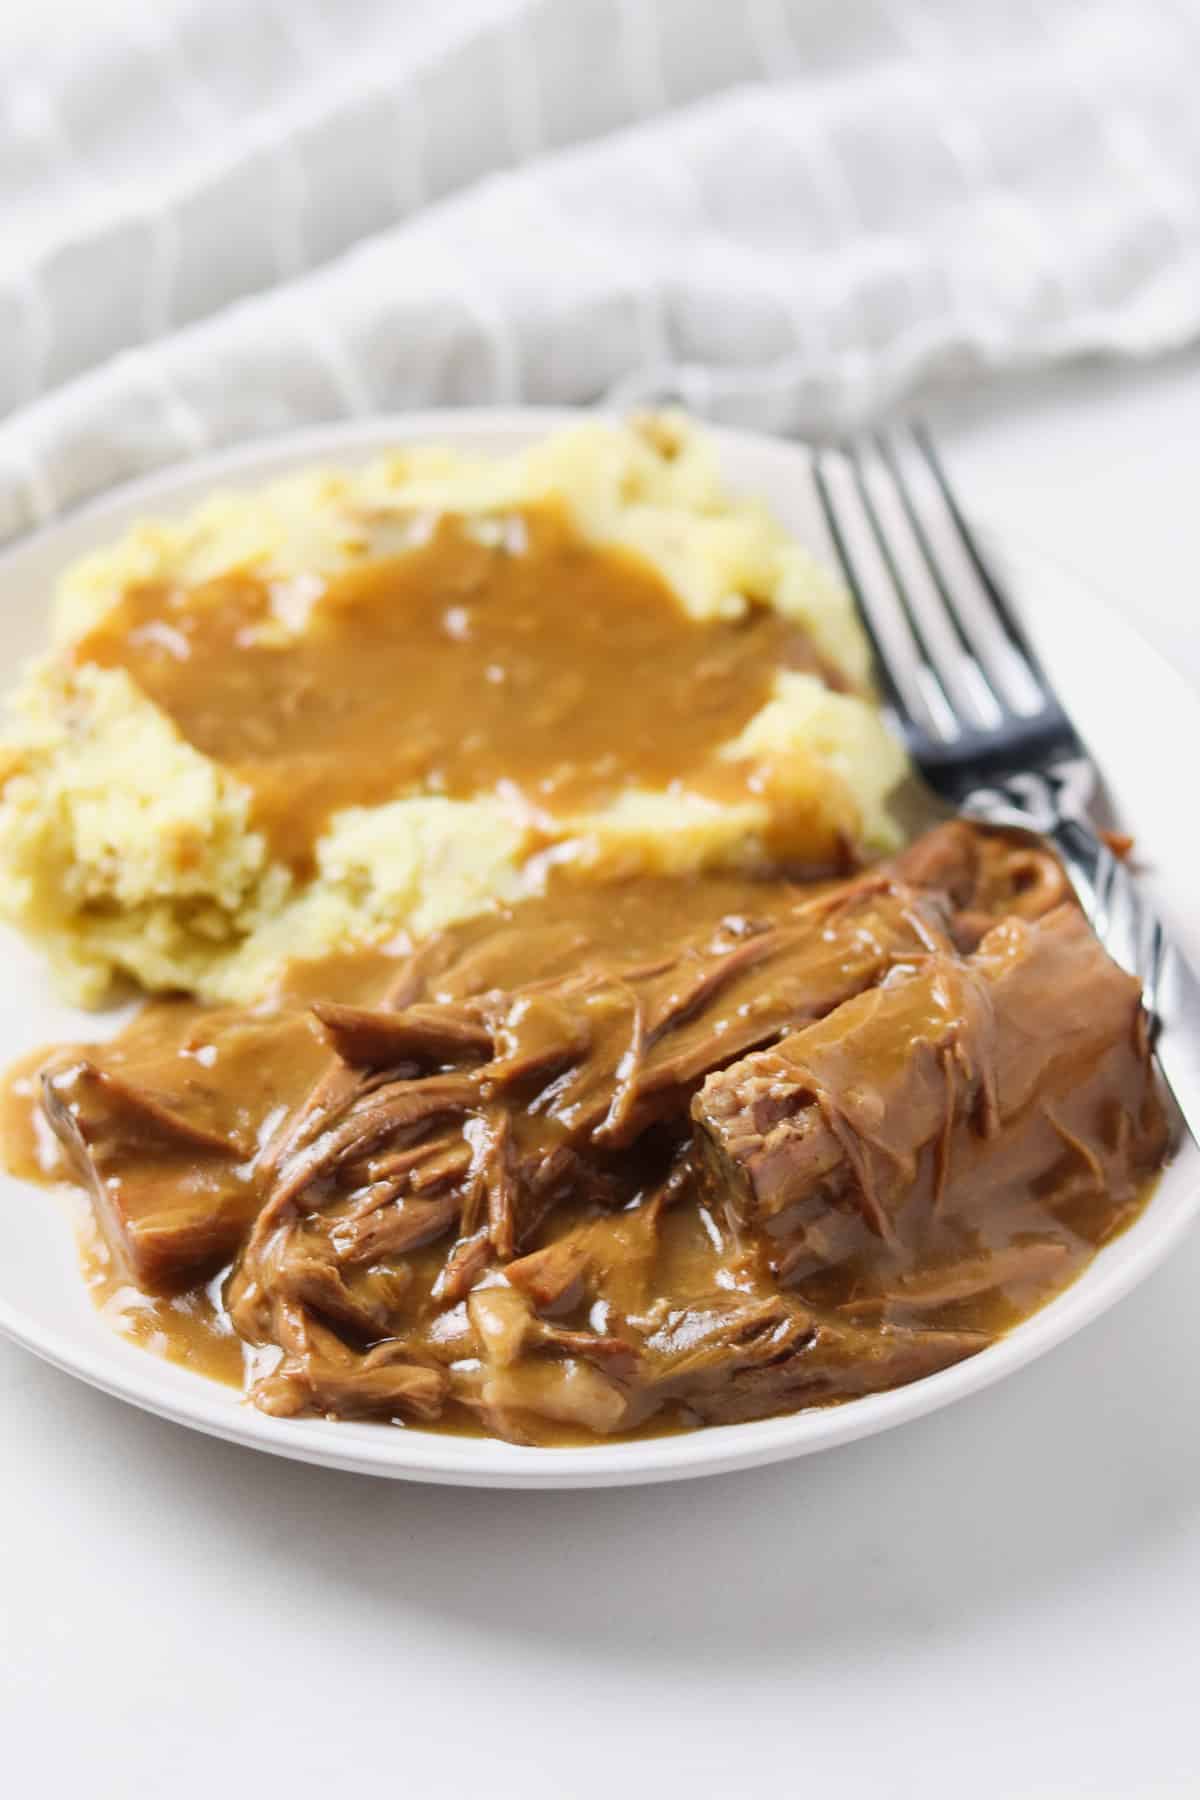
74;505;843;876
0;415;905;1004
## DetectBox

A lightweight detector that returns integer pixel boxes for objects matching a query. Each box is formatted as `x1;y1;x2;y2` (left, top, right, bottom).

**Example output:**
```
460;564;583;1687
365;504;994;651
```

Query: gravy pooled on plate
4;824;1168;1446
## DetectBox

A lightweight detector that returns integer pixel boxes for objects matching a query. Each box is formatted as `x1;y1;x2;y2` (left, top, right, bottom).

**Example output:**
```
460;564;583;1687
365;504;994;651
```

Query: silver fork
812;424;1199;1142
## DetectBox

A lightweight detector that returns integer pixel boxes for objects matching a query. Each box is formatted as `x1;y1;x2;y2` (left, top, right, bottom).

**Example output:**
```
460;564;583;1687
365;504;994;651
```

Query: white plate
0;409;1194;1488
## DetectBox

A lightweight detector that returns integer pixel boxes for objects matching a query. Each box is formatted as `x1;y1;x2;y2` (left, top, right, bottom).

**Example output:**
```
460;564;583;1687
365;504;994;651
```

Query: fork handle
962;781;1200;1144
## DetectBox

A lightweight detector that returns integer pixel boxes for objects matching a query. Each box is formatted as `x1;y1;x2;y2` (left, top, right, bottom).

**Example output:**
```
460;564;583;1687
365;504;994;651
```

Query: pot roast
25;823;1168;1445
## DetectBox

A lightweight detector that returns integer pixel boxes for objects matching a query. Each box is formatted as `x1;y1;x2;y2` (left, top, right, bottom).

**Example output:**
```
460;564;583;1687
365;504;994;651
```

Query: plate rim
0;405;1194;1489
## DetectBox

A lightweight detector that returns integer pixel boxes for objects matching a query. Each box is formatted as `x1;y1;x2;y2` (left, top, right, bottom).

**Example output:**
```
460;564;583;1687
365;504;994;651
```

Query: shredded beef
37;823;1168;1441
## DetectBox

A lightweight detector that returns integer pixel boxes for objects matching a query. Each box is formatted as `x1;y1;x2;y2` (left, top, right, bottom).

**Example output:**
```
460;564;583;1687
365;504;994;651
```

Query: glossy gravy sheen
75;507;833;872
2;871;829;1440
2;851;1162;1445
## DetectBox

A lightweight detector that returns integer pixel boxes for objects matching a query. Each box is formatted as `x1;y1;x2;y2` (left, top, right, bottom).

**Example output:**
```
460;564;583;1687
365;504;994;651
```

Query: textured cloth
3;0;1200;539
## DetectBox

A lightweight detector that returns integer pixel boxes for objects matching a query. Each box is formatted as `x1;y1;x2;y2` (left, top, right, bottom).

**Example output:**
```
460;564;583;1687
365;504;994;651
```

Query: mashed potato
0;415;907;1004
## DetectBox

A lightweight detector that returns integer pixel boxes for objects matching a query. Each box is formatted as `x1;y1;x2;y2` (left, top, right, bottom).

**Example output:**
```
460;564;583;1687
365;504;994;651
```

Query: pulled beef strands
33;821;1154;1442
222;826;1084;1430
693;904;1168;1296
888;818;1073;949
32;821;1041;1298
251;1301;449;1421
252;934;454;1188
454;1279;989;1439
225;865;964;1409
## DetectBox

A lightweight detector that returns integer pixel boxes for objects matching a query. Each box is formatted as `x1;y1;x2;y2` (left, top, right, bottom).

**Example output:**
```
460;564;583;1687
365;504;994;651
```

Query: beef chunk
312;1000;492;1068
643;1295;987;1426
693;904;1168;1254
37;994;382;1289
41;1057;256;1288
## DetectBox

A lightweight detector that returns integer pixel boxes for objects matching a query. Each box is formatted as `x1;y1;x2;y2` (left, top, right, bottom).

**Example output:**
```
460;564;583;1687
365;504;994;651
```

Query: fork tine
844;444;964;740
811;452;916;737
910;421;1049;690
874;430;1009;726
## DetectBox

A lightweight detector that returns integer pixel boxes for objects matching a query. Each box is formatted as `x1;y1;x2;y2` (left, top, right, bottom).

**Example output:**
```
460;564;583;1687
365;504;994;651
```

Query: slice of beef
312;1000;492;1068
40;1057;256;1288
36;981;400;1290
692;904;1167;1257
639;1294;987;1426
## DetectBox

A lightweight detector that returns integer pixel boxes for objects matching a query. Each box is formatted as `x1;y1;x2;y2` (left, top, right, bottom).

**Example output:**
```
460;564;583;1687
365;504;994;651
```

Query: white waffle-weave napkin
2;0;1199;537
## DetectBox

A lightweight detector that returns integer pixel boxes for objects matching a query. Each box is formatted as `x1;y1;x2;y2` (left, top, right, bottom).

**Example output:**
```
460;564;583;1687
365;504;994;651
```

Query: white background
2;355;1199;1797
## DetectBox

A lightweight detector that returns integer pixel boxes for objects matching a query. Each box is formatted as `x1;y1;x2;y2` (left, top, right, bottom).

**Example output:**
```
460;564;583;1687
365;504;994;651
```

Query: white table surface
2;354;1199;1800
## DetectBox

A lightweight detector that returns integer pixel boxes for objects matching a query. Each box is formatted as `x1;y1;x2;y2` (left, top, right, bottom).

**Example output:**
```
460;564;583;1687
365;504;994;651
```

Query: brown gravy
2;834;1167;1446
3;870;824;1438
0;868;821;1182
75;507;832;872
